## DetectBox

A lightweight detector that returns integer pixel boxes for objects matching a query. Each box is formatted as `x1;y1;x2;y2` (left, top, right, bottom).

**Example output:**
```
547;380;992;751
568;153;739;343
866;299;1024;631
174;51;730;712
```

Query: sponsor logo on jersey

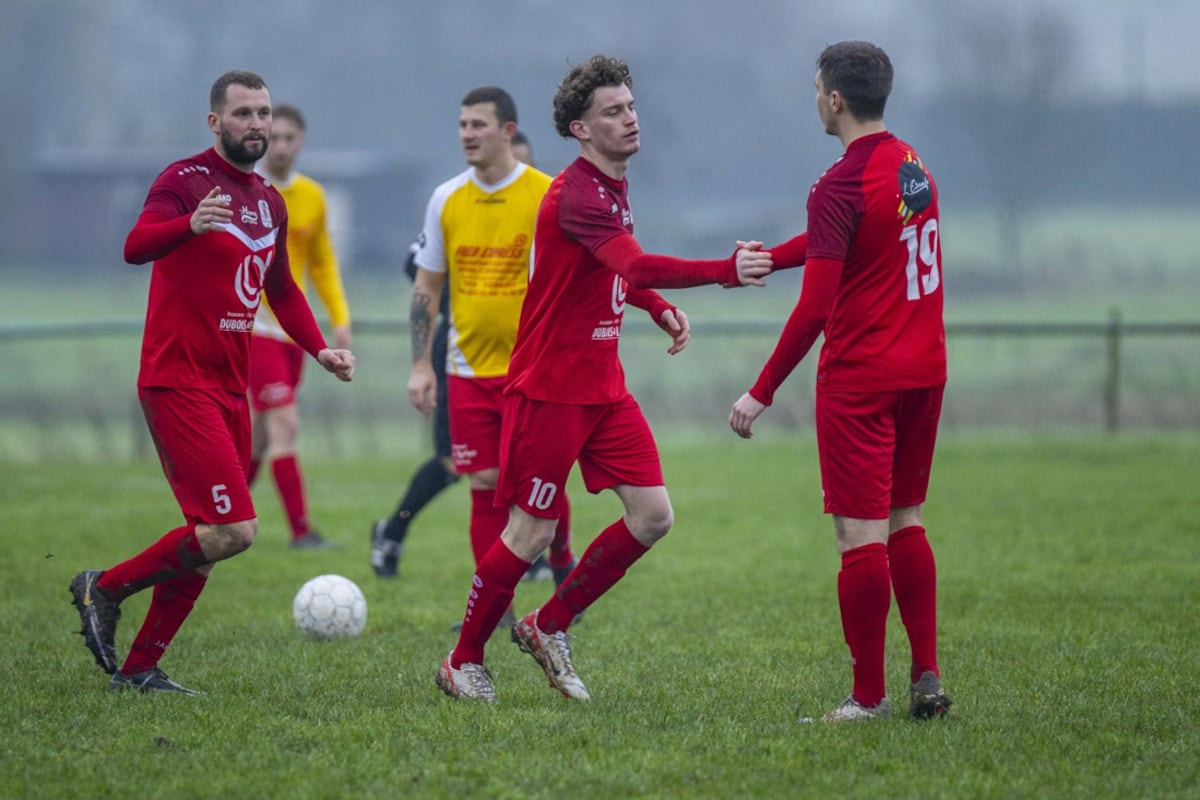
217;194;233;205
897;156;932;222
258;199;273;228
610;274;627;315
233;250;273;310
177;165;211;176
219;316;255;332
454;233;529;260
591;324;622;341
240;205;259;225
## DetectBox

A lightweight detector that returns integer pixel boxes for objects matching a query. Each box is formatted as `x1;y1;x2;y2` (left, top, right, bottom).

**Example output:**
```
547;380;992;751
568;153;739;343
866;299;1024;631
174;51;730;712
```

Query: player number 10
527;477;558;511
900;219;940;300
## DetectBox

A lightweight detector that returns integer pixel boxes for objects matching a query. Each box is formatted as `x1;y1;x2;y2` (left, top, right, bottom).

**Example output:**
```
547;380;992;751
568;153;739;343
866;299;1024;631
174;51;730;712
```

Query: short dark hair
552;55;633;139
461;86;518;126
817;41;892;121
272;103;305;129
210;70;268;112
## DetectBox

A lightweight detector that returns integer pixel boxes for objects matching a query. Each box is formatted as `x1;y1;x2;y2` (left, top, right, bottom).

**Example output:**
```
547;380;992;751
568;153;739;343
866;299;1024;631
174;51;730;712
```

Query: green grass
3;434;1198;798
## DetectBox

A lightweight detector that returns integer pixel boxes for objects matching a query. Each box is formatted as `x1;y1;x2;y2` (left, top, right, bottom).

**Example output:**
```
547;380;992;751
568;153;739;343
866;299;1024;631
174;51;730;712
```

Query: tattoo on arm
410;291;433;364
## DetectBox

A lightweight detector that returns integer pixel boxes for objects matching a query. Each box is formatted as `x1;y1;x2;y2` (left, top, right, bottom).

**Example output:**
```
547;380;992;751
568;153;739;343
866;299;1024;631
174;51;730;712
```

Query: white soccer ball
292;574;367;640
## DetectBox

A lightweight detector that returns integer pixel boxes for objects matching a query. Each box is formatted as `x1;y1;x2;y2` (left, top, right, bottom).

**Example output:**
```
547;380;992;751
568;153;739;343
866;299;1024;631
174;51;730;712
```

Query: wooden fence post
1105;308;1121;433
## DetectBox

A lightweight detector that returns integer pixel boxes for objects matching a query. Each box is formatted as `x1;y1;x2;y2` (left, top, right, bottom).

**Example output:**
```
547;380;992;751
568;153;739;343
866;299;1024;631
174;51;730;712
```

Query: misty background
3;0;1199;276
1;0;1198;453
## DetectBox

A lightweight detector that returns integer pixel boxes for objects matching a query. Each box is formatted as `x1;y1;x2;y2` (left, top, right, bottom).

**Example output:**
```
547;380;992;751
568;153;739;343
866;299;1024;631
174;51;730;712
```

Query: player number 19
900;219;940;300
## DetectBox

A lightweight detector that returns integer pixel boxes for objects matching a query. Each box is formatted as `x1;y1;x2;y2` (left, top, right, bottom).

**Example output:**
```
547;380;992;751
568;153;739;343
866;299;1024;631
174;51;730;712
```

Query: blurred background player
387;88;575;630
436;55;772;703
729;41;952;722
370;129;567;584
248;103;353;549
69;71;355;695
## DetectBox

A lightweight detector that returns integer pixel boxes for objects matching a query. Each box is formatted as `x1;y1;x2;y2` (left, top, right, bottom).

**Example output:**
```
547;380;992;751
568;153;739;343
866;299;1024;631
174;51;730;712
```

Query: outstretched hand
318;348;355;382
733;240;773;287
659;307;691;355
728;391;767;438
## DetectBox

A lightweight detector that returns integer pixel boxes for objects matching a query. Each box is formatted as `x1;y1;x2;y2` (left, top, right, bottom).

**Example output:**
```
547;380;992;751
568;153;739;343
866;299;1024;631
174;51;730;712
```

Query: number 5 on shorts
211;484;232;515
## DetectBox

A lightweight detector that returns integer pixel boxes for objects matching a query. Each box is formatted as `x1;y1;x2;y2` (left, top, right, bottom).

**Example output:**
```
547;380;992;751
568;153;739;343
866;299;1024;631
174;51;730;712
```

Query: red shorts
496;392;663;519
249;335;305;412
447;375;507;473
139;387;256;525
814;384;944;519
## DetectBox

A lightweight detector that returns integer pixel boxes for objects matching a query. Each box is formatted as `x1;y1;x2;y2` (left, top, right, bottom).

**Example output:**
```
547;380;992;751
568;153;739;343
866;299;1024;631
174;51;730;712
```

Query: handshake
731;240;774;288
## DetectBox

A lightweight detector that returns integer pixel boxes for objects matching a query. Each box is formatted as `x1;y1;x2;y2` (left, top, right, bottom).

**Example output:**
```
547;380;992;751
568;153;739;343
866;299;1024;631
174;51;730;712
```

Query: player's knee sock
888;525;939;682
538;518;649;633
548;501;574;569
246;457;261;487
384;457;458;544
121;570;207;674
837;542;891;707
271;455;310;539
468;488;508;565
450;539;528;668
98;523;206;601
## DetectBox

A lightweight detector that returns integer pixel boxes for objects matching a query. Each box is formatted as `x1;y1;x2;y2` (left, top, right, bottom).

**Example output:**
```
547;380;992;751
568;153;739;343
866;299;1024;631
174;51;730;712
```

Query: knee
630;505;674;545
221;518;259;556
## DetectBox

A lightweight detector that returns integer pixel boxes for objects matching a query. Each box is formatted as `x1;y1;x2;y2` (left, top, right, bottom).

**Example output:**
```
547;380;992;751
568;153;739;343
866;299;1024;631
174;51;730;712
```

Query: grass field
2;434;1197;799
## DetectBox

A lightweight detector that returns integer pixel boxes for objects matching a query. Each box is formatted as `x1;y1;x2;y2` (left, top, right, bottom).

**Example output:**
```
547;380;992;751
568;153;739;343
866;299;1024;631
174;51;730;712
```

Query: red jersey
133;148;294;393
806;131;946;392
506;157;663;405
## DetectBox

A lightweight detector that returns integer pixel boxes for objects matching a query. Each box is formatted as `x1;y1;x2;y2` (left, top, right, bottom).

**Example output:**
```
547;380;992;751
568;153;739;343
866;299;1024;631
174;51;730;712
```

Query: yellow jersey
414;163;552;378
255;170;351;341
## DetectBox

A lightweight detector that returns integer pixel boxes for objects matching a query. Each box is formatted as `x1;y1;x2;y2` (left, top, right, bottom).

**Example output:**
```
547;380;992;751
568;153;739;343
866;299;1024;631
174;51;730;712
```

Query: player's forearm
265;268;327;358
768;232;808;271
748;256;841;405
123;212;193;264
625;287;674;321
596;235;737;289
409;291;435;365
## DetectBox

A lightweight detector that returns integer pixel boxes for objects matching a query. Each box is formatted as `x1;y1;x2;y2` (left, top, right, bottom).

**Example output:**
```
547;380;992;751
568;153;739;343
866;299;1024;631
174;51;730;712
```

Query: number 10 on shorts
527;477;557;511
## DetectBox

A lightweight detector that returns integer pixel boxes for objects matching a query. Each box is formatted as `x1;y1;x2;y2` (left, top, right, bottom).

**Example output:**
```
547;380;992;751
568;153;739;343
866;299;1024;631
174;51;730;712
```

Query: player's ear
568;118;589;142
207;112;220;135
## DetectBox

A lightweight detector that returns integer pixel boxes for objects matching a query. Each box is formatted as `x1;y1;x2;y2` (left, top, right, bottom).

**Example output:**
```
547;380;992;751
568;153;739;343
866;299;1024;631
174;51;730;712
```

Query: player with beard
69;70;355;695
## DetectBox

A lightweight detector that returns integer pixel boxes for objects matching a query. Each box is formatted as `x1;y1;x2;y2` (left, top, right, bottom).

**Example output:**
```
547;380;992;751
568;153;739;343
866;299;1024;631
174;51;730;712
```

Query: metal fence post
1105;308;1121;433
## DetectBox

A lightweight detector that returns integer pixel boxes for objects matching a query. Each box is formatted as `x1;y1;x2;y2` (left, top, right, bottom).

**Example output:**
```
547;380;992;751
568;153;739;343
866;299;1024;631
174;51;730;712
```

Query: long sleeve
749;256;843;406
305;205;351;327
124;212;194;264
594;233;738;290
768;232;807;272
264;248;327;358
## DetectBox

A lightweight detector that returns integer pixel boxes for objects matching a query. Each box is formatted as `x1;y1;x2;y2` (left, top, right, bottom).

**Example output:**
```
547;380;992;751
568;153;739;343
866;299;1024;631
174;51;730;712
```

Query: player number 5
901;219;940;300
211;484;232;515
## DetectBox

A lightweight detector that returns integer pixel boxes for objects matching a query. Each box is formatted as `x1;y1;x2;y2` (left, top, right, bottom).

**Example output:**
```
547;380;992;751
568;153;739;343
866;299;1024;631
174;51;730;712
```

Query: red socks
271;455;310;540
538;518;649;633
122;570;207;674
98;523;206;601
450;540;529;667
468;488;509;566
837;542;891;707
888;525;940;682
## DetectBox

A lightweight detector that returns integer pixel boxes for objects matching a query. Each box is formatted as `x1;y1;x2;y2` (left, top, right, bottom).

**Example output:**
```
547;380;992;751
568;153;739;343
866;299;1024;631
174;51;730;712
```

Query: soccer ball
292;574;367;640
